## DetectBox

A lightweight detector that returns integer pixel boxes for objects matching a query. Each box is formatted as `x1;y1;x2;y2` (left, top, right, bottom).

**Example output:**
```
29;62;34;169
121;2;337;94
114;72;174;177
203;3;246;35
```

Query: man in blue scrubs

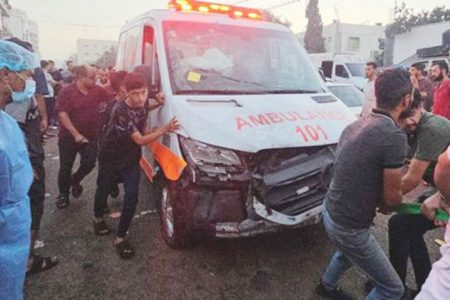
0;39;37;300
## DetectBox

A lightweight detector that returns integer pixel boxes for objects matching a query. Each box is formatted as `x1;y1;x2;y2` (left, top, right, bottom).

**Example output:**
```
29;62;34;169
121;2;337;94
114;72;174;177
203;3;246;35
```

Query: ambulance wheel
160;182;192;249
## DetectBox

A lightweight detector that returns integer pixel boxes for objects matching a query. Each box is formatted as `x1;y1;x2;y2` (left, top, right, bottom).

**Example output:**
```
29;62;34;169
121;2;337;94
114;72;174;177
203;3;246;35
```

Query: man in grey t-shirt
316;69;413;300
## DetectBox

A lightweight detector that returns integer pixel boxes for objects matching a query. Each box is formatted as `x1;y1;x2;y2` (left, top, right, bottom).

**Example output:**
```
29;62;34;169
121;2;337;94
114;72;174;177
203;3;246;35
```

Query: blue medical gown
0;110;33;300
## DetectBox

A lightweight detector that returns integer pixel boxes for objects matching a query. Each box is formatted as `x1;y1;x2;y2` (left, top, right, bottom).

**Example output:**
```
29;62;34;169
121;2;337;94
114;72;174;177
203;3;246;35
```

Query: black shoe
56;195;69;209
71;184;83;198
315;281;355;300
110;185;119;198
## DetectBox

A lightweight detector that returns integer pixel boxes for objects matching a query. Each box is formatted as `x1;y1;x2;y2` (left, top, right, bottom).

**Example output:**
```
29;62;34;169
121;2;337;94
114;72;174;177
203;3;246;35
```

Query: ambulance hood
171;93;356;153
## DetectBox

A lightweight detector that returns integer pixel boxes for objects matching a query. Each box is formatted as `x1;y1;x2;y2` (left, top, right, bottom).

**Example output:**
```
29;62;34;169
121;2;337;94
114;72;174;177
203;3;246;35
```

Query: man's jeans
322;208;404;300
58;137;97;197
94;162;140;238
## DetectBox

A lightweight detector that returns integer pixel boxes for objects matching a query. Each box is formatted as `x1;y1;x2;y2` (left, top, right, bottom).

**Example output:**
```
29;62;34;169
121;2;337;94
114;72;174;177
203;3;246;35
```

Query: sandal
56;195;69;209
26;254;59;277
93;220;111;236
115;240;135;259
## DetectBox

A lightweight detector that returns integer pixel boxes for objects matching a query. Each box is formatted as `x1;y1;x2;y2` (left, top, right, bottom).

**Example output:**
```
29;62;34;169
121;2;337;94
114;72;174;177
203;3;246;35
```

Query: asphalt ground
24;133;444;300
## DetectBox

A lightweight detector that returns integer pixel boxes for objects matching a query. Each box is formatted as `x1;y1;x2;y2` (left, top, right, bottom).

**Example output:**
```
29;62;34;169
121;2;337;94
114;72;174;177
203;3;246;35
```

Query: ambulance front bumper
214;203;323;238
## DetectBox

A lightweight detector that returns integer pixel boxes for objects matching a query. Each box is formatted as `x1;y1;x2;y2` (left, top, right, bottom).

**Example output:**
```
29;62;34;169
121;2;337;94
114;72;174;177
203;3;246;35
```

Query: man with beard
410;62;434;111
388;88;450;296
316;68;412;300
431;61;450;120
55;65;113;208
361;62;377;118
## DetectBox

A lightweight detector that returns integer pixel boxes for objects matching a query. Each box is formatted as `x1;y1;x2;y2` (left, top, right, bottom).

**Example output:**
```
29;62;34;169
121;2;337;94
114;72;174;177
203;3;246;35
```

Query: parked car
309;53;367;90
326;82;363;117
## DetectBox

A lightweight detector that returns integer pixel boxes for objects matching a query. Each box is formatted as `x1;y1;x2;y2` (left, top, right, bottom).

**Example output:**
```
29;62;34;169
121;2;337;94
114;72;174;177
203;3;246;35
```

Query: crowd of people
0;38;179;299
0;35;449;300
316;62;450;300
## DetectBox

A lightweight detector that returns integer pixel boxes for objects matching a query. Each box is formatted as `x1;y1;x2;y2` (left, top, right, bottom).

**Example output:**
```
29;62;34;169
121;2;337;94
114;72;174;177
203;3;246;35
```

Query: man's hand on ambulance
163;117;180;133
155;92;165;106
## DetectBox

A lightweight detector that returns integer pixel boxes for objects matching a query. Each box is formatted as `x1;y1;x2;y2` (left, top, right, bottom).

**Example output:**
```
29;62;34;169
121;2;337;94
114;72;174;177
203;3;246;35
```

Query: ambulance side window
116;32;127;70
143;26;160;89
123;26;140;72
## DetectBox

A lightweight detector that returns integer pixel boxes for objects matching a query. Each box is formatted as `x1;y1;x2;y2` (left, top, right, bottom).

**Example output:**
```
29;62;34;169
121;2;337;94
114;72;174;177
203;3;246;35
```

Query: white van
116;0;355;248
309;53;367;90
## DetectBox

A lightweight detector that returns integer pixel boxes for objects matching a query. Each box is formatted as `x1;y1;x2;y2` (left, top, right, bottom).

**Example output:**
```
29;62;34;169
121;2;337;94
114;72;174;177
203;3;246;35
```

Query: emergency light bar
168;0;263;20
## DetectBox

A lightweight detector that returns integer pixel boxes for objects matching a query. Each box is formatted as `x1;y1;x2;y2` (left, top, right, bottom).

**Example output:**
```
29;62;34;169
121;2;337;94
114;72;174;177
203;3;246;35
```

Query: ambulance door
140;23;164;181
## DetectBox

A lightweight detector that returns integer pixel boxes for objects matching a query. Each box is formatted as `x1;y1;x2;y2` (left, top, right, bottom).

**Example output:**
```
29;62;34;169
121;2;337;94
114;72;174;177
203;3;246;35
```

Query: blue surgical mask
11;79;36;102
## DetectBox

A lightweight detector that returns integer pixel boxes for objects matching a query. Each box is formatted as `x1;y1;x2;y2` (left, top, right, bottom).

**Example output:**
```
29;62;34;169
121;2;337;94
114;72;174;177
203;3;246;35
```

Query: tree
95;46;117;69
67;53;78;64
384;2;450;66
385;2;450;38
263;10;292;28
303;0;325;53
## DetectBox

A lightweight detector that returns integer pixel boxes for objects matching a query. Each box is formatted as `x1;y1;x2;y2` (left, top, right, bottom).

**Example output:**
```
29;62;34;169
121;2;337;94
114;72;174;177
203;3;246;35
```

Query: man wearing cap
0;39;36;300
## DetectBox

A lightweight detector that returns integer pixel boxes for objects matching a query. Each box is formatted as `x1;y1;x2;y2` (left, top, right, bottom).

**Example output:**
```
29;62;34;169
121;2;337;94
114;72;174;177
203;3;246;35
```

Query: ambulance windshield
163;21;324;95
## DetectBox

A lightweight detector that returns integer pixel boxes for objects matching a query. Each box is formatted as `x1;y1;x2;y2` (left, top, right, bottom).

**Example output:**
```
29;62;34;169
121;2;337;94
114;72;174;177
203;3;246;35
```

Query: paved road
24;134;443;299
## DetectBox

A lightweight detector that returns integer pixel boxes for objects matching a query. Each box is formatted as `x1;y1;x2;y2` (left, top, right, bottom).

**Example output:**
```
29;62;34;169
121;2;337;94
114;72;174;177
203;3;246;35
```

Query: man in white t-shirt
361;62;377;118
417;146;450;299
41;60;57;129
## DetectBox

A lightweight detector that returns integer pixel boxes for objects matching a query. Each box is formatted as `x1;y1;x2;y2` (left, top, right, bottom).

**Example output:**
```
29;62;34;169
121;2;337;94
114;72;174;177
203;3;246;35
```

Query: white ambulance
116;0;356;248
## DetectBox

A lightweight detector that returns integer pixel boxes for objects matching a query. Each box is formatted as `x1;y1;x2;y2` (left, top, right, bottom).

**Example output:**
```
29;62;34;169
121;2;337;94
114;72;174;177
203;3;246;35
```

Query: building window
347;37;360;51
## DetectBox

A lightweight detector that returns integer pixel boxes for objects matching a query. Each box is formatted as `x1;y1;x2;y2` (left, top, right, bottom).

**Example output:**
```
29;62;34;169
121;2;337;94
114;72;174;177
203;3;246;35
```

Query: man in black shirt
316;69;413;300
93;72;179;259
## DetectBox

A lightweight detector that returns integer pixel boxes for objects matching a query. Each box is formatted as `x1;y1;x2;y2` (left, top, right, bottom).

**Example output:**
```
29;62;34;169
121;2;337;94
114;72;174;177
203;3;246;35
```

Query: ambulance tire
159;181;192;249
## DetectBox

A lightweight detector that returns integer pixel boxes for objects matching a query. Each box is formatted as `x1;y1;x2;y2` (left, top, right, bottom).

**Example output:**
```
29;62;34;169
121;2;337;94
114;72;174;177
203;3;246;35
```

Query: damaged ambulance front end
138;11;356;248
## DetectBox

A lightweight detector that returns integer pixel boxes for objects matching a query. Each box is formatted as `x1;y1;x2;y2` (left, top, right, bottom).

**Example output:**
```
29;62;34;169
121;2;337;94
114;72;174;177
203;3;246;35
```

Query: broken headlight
180;137;243;175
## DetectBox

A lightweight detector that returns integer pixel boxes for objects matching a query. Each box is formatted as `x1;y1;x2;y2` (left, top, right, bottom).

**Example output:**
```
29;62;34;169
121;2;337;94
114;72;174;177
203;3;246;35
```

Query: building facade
298;22;385;61
392;21;450;65
77;39;117;65
3;8;39;52
0;0;11;37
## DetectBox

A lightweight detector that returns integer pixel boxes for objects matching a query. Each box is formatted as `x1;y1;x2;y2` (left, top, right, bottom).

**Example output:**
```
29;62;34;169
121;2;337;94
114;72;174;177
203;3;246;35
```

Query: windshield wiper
195;68;268;88
265;89;321;94
176;90;264;95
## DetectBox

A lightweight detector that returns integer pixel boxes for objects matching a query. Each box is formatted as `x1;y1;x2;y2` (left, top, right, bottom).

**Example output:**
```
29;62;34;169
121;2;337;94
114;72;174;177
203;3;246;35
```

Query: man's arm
35;94;48;132
131;117;179;146
435;148;450;200
146;92;165;112
401;159;431;194
383;168;404;207
58;112;87;143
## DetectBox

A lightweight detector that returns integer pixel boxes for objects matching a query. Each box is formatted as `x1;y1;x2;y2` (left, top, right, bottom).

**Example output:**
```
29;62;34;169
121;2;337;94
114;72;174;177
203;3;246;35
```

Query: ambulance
116;0;356;248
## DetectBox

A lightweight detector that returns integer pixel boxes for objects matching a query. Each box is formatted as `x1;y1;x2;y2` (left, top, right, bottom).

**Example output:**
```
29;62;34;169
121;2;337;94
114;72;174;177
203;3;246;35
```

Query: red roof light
168;0;263;20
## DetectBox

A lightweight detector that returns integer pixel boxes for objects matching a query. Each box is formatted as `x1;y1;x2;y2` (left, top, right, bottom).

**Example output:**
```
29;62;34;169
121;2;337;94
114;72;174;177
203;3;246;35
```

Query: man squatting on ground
388;88;450;295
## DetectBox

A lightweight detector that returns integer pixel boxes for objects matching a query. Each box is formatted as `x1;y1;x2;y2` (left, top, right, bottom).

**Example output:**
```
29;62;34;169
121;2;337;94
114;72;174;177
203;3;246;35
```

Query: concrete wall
393;21;450;64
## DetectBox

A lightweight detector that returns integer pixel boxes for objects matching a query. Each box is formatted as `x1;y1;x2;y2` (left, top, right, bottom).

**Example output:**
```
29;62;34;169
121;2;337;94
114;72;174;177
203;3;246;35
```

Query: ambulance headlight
180;137;242;168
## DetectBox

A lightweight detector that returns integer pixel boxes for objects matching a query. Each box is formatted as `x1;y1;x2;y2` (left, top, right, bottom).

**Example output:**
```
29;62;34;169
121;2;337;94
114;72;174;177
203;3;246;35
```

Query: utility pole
334;1;341;53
